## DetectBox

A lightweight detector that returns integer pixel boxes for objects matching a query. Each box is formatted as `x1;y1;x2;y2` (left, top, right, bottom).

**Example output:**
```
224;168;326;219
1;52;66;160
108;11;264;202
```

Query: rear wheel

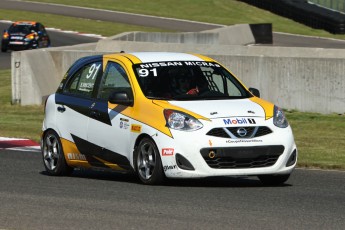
134;137;164;185
258;174;290;186
1;46;7;52
42;130;73;176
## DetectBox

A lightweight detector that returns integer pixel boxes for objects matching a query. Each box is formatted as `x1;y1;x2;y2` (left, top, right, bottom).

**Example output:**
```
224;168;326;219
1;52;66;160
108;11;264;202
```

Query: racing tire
134;137;165;185
1;47;7;52
258;174;290;186
42;130;73;176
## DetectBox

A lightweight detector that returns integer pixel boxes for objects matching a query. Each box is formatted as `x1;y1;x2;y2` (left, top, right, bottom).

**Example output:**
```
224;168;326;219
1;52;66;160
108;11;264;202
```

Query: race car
1;21;50;52
41;52;297;185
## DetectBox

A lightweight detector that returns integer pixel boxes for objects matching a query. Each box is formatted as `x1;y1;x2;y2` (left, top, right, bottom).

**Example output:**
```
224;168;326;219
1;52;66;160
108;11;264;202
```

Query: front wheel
42;130;73;176
134;137;164;185
1;46;7;52
258;174;290;186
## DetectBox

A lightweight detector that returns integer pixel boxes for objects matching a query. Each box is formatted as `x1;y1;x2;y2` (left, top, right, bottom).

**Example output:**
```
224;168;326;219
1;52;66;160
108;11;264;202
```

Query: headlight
164;109;203;131
25;34;35;40
273;105;288;128
3;32;9;39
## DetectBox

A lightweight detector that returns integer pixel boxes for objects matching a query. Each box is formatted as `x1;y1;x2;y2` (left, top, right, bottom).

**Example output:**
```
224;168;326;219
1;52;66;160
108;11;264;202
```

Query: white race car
41;52;297;185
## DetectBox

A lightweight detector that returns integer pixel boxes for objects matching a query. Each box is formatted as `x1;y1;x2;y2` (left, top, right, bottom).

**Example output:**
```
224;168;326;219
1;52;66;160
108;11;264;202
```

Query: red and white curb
0;137;40;152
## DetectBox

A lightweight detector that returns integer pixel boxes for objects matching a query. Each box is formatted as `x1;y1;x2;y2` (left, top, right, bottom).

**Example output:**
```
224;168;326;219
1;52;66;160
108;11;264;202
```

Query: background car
1;21;50;52
41;52;297;185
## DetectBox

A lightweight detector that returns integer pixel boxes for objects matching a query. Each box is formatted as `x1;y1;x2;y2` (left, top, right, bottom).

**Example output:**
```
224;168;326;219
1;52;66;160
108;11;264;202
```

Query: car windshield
133;61;251;100
8;24;33;34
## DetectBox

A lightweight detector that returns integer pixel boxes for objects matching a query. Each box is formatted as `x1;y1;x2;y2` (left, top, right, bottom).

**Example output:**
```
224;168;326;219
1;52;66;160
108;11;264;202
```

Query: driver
170;68;199;95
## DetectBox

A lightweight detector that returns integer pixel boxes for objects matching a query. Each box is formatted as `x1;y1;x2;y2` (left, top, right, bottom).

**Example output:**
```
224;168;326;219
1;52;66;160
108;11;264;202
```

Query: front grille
206;126;272;138
200;145;284;169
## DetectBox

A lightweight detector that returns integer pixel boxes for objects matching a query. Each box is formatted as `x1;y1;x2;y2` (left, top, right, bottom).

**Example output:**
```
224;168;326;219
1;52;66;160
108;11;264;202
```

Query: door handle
57;105;66;112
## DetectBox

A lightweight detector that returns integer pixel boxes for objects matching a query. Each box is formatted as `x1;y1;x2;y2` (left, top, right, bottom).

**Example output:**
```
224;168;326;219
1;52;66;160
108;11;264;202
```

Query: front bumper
155;120;297;179
3;40;36;51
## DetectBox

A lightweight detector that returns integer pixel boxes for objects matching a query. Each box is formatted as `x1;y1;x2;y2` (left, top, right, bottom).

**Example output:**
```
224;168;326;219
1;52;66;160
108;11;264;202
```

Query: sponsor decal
139;61;220;68
119;118;130;129
67;153;87;161
138;62;221;77
184;61;220;67
223;118;256;125
162;148;174;156
10;36;23;40
131;124;142;133
79;82;95;92
163;165;177;172
226;139;263;144
9;41;24;45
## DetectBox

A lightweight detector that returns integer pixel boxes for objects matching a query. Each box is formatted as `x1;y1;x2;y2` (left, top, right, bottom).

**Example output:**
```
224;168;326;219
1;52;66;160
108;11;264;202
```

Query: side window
37;23;44;33
98;61;132;100
64;62;102;98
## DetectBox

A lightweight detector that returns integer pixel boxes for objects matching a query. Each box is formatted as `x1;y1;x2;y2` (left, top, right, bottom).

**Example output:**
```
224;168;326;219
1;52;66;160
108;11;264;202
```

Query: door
55;60;102;151
86;60;133;170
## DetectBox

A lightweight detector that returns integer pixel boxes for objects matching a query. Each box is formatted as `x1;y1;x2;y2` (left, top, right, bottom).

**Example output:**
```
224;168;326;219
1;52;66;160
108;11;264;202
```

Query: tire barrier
239;0;345;34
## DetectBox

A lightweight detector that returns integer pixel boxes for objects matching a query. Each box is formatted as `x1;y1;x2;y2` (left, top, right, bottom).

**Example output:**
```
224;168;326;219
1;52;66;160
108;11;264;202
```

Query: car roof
69;52;216;71
130;52;205;62
105;52;215;63
12;21;37;26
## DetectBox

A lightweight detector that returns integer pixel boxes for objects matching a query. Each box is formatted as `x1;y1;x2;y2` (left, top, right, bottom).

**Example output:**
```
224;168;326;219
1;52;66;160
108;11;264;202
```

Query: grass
286;111;345;170
0;70;43;142
22;0;345;40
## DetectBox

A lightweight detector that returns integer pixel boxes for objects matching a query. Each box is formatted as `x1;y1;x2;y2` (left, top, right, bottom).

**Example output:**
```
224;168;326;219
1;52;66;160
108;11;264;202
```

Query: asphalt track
0;2;345;229
0;149;344;229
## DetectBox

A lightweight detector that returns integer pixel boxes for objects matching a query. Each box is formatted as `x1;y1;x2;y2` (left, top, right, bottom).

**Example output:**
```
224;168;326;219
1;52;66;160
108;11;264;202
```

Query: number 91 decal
138;68;157;77
86;63;101;80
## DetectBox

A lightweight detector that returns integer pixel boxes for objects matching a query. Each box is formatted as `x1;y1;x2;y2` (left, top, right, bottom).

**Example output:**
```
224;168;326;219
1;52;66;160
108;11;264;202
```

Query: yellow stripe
61;138;126;170
249;97;274;120
60;138;92;168
190;53;215;61
92;156;126;170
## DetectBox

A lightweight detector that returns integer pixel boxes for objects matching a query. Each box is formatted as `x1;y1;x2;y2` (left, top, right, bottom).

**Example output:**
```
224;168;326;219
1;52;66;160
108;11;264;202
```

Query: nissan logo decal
237;128;247;137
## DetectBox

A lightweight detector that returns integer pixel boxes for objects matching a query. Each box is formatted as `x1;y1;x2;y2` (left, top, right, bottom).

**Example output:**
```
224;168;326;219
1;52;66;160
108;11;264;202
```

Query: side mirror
108;91;133;106
249;87;260;98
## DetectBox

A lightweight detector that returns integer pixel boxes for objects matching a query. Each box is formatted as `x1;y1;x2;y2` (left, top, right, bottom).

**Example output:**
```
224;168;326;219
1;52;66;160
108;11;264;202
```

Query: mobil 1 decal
223;118;256;125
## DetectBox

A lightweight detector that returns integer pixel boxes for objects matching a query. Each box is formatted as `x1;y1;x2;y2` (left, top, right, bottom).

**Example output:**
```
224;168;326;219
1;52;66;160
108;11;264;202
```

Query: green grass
22;0;345;40
286;111;345;170
0;70;43;142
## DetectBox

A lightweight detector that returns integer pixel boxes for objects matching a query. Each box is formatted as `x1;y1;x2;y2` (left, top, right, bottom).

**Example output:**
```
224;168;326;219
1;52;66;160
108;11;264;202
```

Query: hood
167;99;272;119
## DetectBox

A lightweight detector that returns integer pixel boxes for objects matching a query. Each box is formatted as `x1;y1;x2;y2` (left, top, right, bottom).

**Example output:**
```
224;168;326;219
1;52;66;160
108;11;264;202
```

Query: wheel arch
131;133;156;170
